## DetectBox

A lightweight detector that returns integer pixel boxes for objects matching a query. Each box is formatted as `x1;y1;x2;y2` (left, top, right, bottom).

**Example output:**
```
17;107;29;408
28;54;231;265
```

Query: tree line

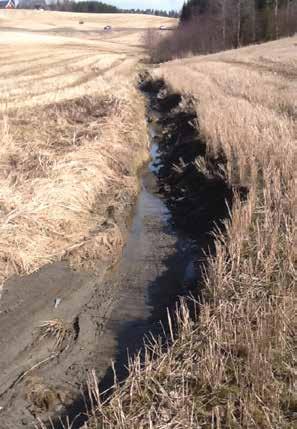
123;9;178;18
18;0;178;17
47;1;119;13
18;0;119;12
181;0;297;44
148;0;297;60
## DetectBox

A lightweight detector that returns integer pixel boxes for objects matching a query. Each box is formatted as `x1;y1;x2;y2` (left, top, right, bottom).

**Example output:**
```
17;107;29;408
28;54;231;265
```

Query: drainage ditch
51;75;243;428
0;75;242;428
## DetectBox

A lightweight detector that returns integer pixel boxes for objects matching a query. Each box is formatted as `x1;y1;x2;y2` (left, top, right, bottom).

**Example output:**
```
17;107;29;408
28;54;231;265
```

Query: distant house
0;0;16;8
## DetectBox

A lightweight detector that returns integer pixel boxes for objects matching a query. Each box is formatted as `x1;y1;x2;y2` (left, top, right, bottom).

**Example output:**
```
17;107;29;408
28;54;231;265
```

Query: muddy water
56;120;198;428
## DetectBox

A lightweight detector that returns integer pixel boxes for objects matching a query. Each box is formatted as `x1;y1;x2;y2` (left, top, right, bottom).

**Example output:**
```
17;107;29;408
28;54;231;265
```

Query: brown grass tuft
26;377;59;412
37;319;69;350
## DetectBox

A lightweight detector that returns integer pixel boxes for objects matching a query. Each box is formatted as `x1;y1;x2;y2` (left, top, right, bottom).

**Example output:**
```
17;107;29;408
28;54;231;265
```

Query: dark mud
0;76;244;428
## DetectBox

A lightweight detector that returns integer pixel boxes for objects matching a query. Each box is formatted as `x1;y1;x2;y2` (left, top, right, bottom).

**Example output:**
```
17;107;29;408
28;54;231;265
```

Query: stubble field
0;10;176;290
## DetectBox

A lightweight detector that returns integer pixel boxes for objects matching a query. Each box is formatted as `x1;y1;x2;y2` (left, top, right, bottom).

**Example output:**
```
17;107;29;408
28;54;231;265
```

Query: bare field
0;10;175;47
93;37;297;427
0;11;176;289
0;10;176;111
0;9;175;31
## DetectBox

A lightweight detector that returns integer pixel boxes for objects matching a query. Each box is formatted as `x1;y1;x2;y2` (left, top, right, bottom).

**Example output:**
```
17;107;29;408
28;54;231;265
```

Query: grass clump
37;319;69;351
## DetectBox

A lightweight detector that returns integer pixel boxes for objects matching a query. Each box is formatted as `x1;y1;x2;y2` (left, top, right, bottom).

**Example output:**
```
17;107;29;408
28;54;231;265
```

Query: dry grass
87;37;297;427
0;92;147;286
0;11;169;290
26;377;59;412
37;319;69;350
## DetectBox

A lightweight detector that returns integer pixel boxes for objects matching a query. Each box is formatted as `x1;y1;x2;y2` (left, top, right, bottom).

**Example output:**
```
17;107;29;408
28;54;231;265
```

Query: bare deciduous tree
148;0;297;62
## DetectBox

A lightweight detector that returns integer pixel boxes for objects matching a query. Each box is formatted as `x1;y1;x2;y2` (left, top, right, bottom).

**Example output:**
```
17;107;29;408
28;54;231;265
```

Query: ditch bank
0;77;242;428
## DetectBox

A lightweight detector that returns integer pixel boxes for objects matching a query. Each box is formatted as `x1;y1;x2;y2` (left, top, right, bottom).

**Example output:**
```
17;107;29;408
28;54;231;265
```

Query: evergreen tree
180;0;210;22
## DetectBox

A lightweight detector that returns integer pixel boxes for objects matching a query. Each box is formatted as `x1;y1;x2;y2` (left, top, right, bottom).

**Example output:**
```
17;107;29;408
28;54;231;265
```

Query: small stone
54;298;61;309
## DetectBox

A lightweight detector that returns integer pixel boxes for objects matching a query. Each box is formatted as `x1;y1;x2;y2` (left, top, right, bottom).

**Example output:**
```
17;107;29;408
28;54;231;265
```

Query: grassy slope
89;37;297;428
0;11;177;288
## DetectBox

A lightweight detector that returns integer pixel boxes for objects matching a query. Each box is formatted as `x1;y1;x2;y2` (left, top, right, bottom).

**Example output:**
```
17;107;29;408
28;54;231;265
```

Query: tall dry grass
87;37;297;427
0;92;148;288
0;27;151;291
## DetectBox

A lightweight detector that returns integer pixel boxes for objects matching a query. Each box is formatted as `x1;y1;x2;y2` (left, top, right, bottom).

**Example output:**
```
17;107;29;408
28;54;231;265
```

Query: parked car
159;25;167;30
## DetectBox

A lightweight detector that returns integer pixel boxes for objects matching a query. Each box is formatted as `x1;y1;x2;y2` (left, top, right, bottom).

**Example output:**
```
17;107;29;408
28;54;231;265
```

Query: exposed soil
0;75;240;428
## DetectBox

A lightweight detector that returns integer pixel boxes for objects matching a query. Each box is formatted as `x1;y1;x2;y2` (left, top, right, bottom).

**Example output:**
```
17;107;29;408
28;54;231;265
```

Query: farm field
0;10;176;288
0;10;176;111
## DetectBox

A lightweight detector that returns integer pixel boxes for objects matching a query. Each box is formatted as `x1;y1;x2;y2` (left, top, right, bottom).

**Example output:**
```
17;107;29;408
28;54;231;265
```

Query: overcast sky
108;0;184;11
